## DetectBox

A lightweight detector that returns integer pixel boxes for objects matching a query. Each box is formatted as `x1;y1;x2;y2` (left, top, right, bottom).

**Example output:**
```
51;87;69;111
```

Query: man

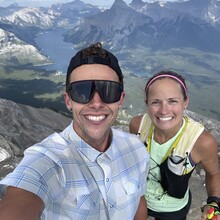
0;42;149;220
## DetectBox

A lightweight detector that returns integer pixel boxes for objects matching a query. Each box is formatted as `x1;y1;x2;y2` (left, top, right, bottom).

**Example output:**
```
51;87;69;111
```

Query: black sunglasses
67;80;123;104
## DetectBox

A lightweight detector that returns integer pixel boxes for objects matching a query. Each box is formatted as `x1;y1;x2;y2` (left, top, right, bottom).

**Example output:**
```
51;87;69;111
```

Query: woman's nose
160;102;169;113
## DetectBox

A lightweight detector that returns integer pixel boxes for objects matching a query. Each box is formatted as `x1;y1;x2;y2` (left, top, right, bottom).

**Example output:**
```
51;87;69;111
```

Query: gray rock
0;98;71;178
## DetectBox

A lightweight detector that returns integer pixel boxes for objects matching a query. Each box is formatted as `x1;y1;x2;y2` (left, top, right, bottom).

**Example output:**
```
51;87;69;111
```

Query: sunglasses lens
96;81;122;103
68;81;92;104
68;80;123;104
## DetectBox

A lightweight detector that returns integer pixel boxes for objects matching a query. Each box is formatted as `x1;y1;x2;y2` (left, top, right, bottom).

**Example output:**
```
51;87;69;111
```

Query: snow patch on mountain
0;28;49;64
0;7;56;28
0;148;10;163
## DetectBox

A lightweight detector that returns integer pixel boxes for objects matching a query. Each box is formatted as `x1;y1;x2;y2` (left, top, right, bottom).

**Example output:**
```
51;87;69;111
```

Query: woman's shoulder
196;129;218;149
192;129;218;163
129;115;144;134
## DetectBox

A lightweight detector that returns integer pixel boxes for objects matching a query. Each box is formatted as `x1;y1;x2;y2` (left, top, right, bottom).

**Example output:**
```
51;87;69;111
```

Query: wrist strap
201;204;219;213
207;196;220;206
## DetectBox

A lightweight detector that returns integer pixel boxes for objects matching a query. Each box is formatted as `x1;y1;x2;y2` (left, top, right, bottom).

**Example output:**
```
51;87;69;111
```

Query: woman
129;70;220;220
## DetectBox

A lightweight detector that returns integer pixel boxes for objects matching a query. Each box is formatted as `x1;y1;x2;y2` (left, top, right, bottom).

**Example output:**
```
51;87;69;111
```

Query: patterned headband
145;74;188;92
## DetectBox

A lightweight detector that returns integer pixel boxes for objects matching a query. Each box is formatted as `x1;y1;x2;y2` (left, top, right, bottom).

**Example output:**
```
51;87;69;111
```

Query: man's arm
134;196;148;220
0;186;44;220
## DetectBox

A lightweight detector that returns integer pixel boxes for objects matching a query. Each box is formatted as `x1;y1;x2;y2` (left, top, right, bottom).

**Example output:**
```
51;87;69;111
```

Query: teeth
86;115;105;121
159;117;173;121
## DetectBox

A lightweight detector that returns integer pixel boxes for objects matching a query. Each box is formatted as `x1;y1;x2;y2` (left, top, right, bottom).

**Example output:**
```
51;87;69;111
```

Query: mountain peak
8;3;21;8
130;0;145;8
112;0;128;8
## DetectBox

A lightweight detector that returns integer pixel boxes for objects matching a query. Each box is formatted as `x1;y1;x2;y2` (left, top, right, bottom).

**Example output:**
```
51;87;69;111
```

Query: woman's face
147;78;189;133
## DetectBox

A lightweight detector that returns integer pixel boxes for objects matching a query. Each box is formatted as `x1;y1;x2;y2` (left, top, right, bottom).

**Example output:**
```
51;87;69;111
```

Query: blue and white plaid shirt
0;122;149;220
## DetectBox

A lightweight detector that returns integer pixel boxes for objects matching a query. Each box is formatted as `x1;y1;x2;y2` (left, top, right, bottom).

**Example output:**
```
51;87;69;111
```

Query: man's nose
88;91;104;106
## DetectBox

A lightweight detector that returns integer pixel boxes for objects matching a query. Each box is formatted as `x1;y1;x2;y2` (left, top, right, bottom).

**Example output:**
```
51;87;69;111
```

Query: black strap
207;196;220;207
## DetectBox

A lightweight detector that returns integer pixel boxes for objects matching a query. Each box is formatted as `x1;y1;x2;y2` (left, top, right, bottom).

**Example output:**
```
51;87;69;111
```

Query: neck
154;120;183;144
91;130;113;152
154;130;171;144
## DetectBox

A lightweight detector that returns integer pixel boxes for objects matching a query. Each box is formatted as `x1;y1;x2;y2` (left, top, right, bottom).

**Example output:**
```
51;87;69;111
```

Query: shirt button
93;202;96;206
106;178;109;182
110;205;113;208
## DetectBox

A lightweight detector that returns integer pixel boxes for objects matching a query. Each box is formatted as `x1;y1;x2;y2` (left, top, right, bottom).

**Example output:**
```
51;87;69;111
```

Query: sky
0;0;131;7
0;0;175;8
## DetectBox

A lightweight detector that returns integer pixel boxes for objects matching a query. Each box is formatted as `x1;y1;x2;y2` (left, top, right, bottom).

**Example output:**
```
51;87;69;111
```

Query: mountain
0;0;101;64
0;28;49;65
131;0;220;27
1;0;220;53
0;0;101;45
0;5;54;28
0;98;219;220
0;4;56;45
64;0;157;49
161;0;220;27
64;0;220;52
129;0;145;10
0;98;71;177
50;0;101;21
153;15;220;51
0;98;71;155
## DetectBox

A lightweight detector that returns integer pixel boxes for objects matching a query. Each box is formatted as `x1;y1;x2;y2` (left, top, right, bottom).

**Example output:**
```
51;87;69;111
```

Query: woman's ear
184;96;190;109
145;98;148;105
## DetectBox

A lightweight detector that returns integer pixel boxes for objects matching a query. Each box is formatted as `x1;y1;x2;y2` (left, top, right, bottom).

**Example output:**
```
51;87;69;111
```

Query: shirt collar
66;121;113;163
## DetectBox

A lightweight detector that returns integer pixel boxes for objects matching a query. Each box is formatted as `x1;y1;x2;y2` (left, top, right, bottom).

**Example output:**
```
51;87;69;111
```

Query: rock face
0;98;71;177
0;98;219;220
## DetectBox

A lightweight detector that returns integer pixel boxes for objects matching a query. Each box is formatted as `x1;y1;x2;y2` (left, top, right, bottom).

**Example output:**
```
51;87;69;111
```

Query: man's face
64;64;125;151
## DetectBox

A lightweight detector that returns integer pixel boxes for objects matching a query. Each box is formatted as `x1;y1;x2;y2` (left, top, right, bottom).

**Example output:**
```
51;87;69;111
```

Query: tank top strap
138;114;204;159
173;117;204;157
137;113;152;144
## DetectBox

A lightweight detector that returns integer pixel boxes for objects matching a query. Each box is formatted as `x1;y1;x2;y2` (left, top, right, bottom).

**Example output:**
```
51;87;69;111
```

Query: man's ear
118;92;125;109
63;92;72;112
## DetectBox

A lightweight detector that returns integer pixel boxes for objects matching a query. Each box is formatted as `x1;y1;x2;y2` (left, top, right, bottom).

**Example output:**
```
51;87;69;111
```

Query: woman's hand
201;205;220;220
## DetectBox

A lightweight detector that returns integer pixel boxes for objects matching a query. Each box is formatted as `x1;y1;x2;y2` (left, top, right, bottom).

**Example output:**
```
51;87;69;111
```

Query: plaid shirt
0;122;149;220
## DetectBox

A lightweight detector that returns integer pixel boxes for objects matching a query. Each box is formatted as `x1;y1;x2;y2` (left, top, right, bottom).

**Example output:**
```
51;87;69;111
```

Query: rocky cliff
0;98;71;177
0;98;219;220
